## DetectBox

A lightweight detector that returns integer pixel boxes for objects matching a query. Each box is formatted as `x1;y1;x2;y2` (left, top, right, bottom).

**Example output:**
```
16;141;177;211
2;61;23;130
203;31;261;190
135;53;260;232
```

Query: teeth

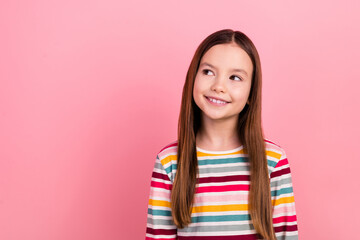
209;97;226;104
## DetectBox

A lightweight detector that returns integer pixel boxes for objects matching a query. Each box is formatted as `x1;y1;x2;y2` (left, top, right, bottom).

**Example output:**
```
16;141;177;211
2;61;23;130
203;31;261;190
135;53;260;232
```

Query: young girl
145;29;298;240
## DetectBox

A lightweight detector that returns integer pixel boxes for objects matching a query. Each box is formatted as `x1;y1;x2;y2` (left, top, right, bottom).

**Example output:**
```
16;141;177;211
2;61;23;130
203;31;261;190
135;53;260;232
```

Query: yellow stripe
161;155;176;166
196;149;280;159
272;196;294;206
197;149;245;157
149;199;171;207
192;204;248;213
266;150;282;159
161;149;280;160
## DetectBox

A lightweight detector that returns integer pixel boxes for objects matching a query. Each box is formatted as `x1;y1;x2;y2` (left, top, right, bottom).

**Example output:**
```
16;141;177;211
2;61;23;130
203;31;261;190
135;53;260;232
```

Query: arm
270;151;299;240
145;155;177;240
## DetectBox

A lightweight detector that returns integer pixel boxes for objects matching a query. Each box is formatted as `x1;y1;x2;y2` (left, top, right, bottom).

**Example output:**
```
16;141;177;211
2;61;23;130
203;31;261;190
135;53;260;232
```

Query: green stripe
267;159;277;168
148;209;172;216
198;157;248;165
271;187;293;197
191;214;251;223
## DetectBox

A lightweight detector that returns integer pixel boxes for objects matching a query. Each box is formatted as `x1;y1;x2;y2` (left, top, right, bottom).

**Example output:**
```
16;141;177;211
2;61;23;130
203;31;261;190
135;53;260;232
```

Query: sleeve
270;150;299;240
145;155;177;240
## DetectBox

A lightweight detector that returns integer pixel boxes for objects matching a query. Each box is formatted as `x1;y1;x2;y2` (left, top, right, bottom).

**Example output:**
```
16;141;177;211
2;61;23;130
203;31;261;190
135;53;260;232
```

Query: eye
202;69;214;76
230;75;242;81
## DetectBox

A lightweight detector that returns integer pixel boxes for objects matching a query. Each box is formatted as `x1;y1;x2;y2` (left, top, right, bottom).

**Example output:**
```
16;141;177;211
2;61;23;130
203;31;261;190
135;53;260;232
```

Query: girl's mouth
205;96;229;106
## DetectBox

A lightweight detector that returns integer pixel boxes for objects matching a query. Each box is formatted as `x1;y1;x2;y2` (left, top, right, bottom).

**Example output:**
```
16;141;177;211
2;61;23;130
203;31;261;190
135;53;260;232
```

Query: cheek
192;82;198;97
192;81;199;103
234;82;251;98
193;78;202;95
193;79;205;106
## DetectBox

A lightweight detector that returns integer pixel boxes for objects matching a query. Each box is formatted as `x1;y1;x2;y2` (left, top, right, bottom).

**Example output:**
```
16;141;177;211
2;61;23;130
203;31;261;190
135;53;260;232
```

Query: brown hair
171;29;276;240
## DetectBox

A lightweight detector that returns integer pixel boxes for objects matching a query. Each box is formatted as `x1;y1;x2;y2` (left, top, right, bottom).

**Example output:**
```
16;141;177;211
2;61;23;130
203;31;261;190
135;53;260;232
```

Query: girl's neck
195;119;242;151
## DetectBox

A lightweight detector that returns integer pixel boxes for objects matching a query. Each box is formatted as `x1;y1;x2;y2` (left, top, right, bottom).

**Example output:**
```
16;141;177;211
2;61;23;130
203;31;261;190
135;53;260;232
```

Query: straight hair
171;29;276;240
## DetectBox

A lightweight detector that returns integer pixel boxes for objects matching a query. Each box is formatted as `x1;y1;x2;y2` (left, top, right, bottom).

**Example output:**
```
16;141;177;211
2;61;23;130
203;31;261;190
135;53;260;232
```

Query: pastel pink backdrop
1;0;359;239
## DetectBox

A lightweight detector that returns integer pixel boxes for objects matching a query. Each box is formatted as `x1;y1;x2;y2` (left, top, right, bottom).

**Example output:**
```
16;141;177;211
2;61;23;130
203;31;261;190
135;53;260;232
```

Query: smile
205;96;229;106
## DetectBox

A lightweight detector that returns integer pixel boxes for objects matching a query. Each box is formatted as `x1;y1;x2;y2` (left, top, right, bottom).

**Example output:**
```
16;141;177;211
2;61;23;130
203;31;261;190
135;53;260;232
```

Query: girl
145;29;298;240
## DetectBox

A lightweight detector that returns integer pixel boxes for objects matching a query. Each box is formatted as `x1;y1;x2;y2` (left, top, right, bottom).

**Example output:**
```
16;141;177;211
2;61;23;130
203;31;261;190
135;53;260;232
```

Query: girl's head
193;41;253;126
181;29;262;137
175;29;275;240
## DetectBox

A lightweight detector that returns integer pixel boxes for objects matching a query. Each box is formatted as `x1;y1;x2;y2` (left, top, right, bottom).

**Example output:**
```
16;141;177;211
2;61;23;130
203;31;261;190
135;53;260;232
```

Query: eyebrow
200;62;248;77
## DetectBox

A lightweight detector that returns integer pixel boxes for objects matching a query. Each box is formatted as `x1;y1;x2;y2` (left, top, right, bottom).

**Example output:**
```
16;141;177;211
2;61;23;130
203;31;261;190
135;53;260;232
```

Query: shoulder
157;140;178;155
156;140;178;182
264;138;289;174
264;138;286;159
157;139;178;160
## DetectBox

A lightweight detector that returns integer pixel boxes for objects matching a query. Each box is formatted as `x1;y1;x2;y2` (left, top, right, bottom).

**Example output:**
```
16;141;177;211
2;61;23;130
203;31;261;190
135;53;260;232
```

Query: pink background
1;0;359;239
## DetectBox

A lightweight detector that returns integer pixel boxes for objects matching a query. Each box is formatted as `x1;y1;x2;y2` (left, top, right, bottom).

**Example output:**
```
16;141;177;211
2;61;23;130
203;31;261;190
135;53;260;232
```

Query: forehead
200;43;253;73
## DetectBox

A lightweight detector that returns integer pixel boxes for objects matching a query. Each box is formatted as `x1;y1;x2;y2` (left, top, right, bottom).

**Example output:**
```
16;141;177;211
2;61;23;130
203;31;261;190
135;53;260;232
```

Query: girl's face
193;42;253;123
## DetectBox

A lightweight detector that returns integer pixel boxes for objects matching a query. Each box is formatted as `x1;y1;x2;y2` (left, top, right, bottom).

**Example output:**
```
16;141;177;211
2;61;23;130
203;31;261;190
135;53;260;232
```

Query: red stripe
151;181;172;190
273;215;297;224
146;227;177;235
159;141;178;152
152;172;170;181
264;139;281;148
178;234;258;239
276;158;289;167
146;238;176;240
270;167;290;178
274;224;298;232
196;184;249;193
197;175;250;184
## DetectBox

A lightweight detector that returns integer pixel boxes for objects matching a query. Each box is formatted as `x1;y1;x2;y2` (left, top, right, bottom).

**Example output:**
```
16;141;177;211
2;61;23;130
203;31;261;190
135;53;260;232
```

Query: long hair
171;29;276;240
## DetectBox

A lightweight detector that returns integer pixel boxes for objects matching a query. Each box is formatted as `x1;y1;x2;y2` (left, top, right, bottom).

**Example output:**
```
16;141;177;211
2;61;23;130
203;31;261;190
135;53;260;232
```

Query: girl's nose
211;76;227;93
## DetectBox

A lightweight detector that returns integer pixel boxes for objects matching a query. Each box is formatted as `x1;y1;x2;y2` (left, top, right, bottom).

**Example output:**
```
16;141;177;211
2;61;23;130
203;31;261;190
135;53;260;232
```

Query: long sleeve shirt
145;139;299;240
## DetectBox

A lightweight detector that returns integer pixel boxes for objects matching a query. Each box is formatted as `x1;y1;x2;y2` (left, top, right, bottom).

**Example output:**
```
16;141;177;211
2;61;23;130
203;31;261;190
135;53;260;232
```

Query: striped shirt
146;139;298;240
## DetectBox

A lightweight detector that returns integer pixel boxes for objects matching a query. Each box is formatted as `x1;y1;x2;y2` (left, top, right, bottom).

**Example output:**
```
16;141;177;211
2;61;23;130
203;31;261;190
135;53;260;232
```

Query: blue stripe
198;157;248;166
267;159;277;168
148;209;172;216
191;214;251;223
271;187;293;197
